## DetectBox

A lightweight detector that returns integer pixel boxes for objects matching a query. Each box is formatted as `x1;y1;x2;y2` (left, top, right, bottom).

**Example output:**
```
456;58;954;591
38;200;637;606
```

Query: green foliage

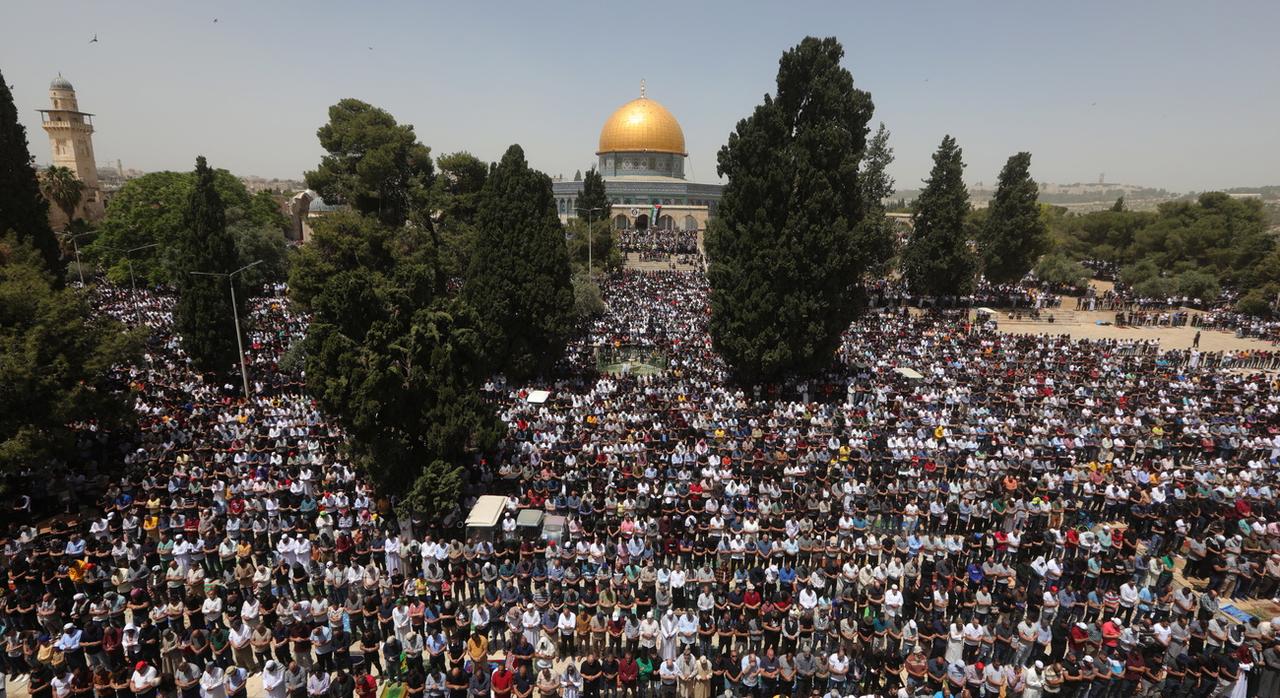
1052;192;1273;293
576;167;612;221
305;99;434;227
399;460;466;521
427;152;489;279
0;72;62;279
858;123;898;275
1130;193;1271;289
1110;196;1125;212
1132;275;1177;299
565;218;620;273
1173;269;1220;301
0;234;141;488
174;157;246;375
571;269;606;321
298;215;499;519
978;152;1048;284
1118;258;1160;288
433;151;488;228
289;210;436;311
1033;252;1089;289
1051;209;1155;266
277;340;306;375
230;222;291;289
860;123;896;209
465;145;575;380
39;166;85;229
248;190;289;233
433;222;477;281
1246;248;1280;288
706;37;882;383
1235;286;1276;318
88;168;277;285
901;135;977;297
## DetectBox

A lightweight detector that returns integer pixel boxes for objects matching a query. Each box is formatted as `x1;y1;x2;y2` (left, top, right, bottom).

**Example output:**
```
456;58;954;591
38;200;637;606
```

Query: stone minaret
39;74;104;223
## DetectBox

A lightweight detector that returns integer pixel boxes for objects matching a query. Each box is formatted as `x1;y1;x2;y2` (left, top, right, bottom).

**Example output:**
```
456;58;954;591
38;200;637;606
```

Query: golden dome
597;96;687;156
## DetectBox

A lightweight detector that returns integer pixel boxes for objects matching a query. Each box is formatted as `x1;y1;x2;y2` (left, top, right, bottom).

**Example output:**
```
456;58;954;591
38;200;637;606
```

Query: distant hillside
888;182;1280;214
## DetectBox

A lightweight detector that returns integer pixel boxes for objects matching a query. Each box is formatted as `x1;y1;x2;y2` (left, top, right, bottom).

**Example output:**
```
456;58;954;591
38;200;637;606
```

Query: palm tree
39;165;84;230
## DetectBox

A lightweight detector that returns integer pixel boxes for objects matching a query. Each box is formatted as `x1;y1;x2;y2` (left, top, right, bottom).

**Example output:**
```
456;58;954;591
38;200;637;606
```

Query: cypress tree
706;36;881;383
175;156;246;375
978;152;1048;284
858;123;898;275
576;166;612;221
465;145;574;380
0;71;62;279
901;135;976;298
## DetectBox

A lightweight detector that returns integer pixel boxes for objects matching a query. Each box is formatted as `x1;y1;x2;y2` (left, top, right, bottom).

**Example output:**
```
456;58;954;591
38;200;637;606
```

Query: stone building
553;83;722;232
38;74;105;226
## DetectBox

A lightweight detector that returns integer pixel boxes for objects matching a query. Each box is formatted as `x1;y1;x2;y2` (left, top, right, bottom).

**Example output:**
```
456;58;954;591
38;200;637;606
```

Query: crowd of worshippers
2;269;1280;698
866;280;1061;313
617;230;700;261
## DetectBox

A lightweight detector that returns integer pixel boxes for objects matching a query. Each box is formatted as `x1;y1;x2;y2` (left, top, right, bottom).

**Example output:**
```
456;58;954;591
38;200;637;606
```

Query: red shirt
618;658;639;683
355;674;377;698
491;668;514;695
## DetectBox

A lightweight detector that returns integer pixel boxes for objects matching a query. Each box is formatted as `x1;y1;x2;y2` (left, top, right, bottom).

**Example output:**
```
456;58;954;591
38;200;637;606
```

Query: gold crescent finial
640;79;646;98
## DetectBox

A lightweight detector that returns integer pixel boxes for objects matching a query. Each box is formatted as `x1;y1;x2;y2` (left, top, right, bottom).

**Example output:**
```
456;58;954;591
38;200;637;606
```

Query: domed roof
597;93;686;156
50;74;74;90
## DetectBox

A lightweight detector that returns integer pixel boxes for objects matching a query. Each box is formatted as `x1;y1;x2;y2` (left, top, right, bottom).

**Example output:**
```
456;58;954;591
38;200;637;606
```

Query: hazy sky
3;1;1277;192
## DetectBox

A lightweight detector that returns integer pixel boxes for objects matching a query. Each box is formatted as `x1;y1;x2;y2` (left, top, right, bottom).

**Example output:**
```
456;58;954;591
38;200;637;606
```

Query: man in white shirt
130;661;161;698
828;649;850;686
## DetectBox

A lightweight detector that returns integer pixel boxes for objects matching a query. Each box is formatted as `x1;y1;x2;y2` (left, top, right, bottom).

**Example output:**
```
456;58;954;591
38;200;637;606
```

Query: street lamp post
578;206;604;276
105;243;159;324
190;260;262;400
56;231;95;285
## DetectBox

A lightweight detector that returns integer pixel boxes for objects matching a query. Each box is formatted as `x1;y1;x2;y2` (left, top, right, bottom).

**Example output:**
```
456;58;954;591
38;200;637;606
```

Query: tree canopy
901;135;976;297
293;213;499;520
858;123;898;274
39;166;85;231
174;157;246;376
426;151;490;280
464;144;575;380
305;99;434;227
432;151;488;228
565;217;620;274
0;71;62;279
576;167;612;222
1033;251;1089;290
88;168;288;285
977;152;1048;284
705;37;884;384
1050;191;1275;309
0;233;140;491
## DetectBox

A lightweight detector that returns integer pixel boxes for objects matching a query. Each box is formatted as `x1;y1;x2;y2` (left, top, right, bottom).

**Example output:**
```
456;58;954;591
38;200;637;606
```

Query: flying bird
368;46;374;50
89;34;98;43
213;18;218;23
